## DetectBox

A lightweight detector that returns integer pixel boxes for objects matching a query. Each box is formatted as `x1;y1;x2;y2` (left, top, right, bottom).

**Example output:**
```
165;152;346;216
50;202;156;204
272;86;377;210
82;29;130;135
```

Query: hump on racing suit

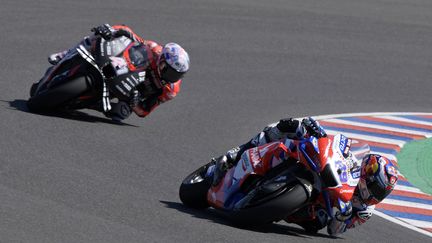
111;24;182;118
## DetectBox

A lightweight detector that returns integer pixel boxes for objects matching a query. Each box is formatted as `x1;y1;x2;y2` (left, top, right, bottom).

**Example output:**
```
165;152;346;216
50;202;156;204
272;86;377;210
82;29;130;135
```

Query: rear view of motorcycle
179;134;366;233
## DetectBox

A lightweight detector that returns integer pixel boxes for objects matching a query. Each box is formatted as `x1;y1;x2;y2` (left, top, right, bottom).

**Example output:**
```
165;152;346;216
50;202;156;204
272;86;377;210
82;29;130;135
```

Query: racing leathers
47;24;181;120
109;24;182;119
326;196;375;236
211;117;375;236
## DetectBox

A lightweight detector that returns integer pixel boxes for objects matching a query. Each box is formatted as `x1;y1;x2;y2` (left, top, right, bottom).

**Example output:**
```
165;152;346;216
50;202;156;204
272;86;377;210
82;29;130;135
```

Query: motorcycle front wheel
179;161;214;209
227;165;314;225
27;76;90;112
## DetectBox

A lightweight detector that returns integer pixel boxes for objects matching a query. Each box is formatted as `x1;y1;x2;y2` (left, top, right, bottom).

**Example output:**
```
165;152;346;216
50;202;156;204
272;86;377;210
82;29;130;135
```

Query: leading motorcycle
179;134;368;230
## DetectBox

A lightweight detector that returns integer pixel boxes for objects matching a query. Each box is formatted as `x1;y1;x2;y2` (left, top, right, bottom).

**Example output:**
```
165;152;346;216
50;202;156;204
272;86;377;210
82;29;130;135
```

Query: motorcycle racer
210;117;398;236
47;24;190;121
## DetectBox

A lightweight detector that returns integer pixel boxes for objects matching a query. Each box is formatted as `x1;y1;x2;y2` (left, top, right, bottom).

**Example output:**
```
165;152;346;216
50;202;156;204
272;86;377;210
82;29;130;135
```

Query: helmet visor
367;179;391;202
160;61;184;83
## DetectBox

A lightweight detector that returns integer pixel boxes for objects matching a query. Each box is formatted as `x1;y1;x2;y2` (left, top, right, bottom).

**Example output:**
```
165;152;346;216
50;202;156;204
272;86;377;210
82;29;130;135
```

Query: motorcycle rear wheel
27;76;89;112
179;161;213;209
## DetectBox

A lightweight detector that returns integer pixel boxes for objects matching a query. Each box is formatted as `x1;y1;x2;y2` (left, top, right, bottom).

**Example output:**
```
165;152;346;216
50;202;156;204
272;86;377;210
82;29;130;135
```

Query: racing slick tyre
179;162;214;209
228;166;314;225
27;76;89;112
29;82;38;97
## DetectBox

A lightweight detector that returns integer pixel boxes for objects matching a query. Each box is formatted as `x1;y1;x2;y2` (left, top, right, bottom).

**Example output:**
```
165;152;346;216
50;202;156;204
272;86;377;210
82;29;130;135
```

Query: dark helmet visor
367;179;391;202
160;62;185;83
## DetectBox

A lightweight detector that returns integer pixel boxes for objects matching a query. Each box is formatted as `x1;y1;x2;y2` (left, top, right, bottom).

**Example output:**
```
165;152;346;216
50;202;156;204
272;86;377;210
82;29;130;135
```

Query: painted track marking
313;112;432;237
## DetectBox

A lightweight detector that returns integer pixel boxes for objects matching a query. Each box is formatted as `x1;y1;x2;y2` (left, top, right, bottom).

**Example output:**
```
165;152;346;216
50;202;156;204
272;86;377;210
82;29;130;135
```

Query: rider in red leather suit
210;117;398;236
48;24;190;121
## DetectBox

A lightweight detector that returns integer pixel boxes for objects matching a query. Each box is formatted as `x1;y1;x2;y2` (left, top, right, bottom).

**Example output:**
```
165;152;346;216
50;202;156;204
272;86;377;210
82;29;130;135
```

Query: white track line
316;112;432;238
312;112;432;120
380;199;432;211
322;118;432;137
394;185;425;194
375;115;432;127
395;217;432;229
374;211;432;238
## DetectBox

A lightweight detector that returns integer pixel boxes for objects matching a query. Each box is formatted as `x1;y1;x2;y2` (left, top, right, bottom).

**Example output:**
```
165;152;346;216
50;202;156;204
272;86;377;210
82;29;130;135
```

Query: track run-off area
315;112;432;238
1;0;432;242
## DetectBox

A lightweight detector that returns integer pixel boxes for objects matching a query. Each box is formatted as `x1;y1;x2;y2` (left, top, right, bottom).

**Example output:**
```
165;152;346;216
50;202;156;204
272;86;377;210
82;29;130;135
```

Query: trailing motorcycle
179;134;368;229
28;34;152;115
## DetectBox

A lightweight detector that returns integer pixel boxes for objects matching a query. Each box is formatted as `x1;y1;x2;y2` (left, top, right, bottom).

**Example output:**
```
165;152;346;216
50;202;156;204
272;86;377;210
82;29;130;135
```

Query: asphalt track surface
1;0;431;242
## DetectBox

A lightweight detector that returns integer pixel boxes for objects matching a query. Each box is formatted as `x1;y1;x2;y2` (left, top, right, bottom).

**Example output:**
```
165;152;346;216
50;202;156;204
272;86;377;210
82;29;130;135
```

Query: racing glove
327;200;353;236
91;24;115;40
334;200;353;222
346;205;374;228
302;117;327;138
276;118;307;139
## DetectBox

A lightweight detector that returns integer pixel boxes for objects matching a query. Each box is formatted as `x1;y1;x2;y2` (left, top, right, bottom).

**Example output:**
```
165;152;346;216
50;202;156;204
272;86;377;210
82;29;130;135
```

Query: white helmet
158;43;190;83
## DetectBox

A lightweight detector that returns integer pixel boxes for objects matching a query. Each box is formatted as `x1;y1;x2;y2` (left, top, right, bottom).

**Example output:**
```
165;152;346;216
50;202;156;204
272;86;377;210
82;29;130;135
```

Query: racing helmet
357;154;399;205
158;43;190;83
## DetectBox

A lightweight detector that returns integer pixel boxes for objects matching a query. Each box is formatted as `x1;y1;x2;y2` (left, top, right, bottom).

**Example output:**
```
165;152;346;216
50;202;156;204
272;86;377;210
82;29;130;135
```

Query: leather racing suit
45;24;182;120
211;117;375;236
109;25;181;118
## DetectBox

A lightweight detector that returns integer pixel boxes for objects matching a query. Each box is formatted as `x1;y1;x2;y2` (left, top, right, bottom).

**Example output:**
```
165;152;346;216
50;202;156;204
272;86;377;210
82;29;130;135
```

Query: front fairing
297;134;361;219
95;36;133;66
95;36;151;73
207;142;289;209
35;50;100;96
319;135;361;213
323;134;361;189
94;37;154;100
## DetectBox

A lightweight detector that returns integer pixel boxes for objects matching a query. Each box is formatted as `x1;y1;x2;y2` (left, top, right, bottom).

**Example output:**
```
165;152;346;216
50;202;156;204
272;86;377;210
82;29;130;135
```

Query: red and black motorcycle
28;35;155;114
179;134;369;230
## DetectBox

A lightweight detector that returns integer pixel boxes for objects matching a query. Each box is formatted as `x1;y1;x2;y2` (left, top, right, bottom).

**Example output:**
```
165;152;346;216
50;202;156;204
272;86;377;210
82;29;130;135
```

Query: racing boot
285;206;329;234
48;36;93;65
103;101;132;122
211;146;242;186
211;155;230;186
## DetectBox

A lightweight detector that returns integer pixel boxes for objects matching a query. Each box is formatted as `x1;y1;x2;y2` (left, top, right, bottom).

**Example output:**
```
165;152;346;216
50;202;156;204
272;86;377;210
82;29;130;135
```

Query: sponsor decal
339;188;354;194
351;169;361;179
121;80;132;91
335;160;348;183
115;79;133;95
338;134;352;158
106;41;112;56
126;77;137;87
109;57;128;75
139;71;146;82
311;137;318;150
248;147;261;167
115;84;128;96
100;39;105;56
